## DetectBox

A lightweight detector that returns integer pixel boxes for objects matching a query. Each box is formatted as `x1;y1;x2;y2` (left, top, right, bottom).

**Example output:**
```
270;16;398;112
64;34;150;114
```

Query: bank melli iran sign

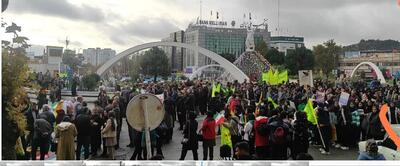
199;20;227;26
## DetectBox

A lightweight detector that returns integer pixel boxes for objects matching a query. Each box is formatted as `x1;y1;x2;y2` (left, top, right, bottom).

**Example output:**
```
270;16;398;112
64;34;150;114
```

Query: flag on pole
270;70;280;85
262;71;268;83
278;70;288;84
214;111;225;125
267;69;274;84
304;99;318;125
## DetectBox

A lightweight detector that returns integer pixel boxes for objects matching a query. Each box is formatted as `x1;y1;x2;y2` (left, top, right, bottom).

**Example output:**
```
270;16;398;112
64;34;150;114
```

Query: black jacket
182;119;199;150
366;111;385;139
25;107;38;132
38;111;55;127
33;119;52;139
75;113;92;137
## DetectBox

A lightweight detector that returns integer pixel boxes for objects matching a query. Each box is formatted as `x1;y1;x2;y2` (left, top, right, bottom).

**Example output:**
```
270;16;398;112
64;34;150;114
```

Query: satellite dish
126;94;164;131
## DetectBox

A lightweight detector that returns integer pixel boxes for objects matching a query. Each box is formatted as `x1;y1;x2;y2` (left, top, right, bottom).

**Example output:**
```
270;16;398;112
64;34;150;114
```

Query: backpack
270;122;289;145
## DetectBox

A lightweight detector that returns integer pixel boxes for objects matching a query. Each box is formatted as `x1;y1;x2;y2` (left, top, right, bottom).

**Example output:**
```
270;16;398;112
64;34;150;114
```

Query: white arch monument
96;41;249;82
189;64;224;80
350;61;386;84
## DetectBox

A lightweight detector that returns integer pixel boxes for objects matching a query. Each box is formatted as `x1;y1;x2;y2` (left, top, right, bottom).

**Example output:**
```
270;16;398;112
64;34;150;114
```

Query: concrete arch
350;61;386;84
189;64;224;80
96;41;249;82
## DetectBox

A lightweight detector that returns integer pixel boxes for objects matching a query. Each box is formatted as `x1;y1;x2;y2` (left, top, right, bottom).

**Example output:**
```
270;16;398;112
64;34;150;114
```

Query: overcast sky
2;0;400;53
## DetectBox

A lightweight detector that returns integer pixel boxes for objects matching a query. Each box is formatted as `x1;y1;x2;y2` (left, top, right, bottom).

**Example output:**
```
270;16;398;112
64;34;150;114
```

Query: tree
127;57;141;82
2;22;31;159
255;41;268;56
313;40;342;77
285;47;314;75
265;48;284;65
220;53;236;62
139;47;171;81
62;49;80;71
81;73;101;91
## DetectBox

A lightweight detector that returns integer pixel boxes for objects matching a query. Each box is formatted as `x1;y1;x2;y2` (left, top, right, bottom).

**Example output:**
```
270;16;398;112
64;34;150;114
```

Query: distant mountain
343;39;400;51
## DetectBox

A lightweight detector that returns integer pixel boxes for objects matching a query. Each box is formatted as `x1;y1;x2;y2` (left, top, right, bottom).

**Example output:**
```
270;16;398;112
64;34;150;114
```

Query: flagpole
314;107;327;150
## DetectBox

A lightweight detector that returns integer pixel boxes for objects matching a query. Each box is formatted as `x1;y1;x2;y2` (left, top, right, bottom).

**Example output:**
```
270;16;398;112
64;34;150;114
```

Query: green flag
304;99;318;125
278;70;288;84
267;97;279;109
267;69;274;84
262;72;268;82
269;70;280;85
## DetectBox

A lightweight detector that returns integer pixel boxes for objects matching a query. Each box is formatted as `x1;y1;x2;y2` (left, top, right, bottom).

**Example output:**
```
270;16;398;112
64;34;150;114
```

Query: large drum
126;94;165;131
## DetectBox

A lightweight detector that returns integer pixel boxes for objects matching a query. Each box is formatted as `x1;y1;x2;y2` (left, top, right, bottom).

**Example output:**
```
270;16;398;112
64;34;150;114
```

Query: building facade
338;50;400;78
269;36;304;55
161;30;185;72
184;24;270;69
83;48;116;66
28;46;63;75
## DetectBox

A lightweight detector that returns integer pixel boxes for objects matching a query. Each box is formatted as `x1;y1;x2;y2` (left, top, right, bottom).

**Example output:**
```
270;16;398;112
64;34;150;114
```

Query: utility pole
393;49;396;78
277;0;280;36
200;0;202;20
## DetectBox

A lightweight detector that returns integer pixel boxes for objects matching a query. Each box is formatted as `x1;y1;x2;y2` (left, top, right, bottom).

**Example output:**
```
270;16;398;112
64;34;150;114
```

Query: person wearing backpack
291;111;309;159
268;110;291;160
31;116;53;160
254;109;269;159
224;111;241;158
243;113;255;156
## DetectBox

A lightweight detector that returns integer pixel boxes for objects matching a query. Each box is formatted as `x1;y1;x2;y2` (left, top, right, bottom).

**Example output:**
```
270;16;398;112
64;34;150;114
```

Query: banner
339;92;350;106
315;91;325;104
299;70;314;87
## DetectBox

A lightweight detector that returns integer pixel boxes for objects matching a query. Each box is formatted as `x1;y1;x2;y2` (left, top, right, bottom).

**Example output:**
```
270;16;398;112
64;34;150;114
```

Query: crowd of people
18;77;400;160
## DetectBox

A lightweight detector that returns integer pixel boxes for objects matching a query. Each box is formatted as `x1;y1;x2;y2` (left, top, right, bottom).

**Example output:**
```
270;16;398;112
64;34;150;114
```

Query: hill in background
344;39;400;51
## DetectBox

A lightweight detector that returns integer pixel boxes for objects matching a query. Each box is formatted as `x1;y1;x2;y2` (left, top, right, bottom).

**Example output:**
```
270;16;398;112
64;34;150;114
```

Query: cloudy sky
2;0;400;54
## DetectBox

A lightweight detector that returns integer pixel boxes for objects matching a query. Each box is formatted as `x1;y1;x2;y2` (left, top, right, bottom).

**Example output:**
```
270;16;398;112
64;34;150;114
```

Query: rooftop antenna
277;0;280;36
200;0;202;20
65;36;69;50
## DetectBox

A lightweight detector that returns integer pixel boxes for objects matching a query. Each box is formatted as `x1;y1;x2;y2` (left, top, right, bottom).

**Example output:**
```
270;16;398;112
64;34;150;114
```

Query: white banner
339;92;350;106
299;70;314;87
